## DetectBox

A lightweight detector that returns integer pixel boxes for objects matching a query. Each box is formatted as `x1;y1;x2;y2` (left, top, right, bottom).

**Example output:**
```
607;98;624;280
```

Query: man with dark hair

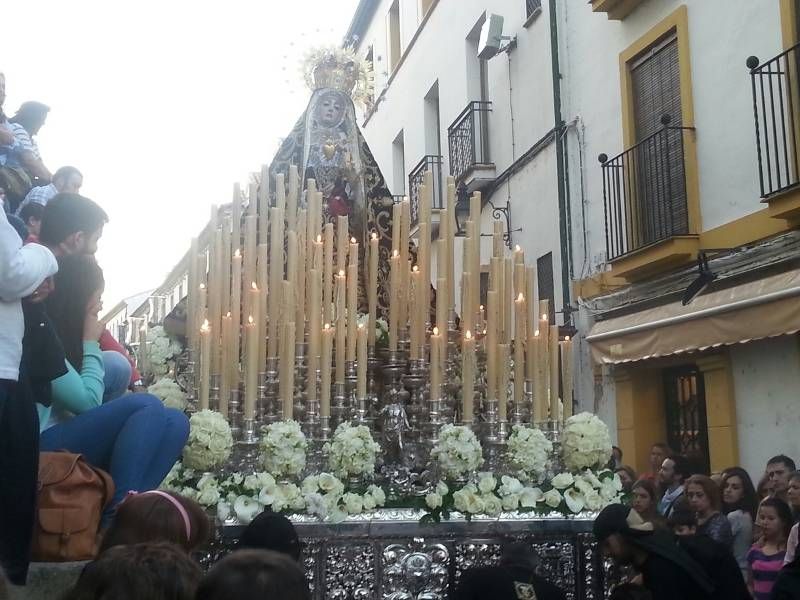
642;443;673;482
658;455;690;518
39;193;108;256
8;101;51;184
239;511;302;562
454;541;566;600
17;201;43;240
766;455;796;501
593;504;713;600
16;165;82;214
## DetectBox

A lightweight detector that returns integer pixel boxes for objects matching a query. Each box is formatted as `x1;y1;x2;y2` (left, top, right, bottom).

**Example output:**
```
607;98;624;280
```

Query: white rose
453;489;470;513
502;493;521;511
584;490;604;511
498;475;523;497
362;494;377;511
367;485;386;506
318;473;340;492
216;501;231;522
233;495;262;524
520;487;543;507
244;472;275;492
550;473;574;490
543;489;563;509
464;492;485;515
426;492;443;510
302;475;320;495
573;477;595;495
197;486;220;507
482;494;502;517
305;492;327;518
564;488;585;514
342;492;363;515
581;471;602;489
435;481;449;496
258;486;277;507
477;473;497;494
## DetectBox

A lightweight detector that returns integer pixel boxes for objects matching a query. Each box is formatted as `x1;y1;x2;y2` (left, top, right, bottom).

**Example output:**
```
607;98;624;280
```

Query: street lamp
453;182;520;250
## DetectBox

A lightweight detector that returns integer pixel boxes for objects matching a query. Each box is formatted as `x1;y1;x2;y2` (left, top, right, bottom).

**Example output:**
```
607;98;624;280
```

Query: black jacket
772;559;800;600
455;565;567;600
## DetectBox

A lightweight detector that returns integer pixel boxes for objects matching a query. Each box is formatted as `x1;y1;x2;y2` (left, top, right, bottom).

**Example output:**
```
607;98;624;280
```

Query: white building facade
346;0;571;331
564;0;800;477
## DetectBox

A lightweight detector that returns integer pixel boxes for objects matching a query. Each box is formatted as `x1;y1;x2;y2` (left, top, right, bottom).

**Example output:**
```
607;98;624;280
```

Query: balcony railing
408;155;444;228
448;101;492;182
526;0;542;19
748;43;800;198
600;118;692;261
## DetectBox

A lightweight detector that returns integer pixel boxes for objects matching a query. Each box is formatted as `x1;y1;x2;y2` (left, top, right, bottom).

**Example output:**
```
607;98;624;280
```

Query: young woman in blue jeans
41;255;189;514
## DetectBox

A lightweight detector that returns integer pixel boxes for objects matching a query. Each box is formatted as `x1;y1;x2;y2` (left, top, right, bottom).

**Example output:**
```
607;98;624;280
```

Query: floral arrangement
260;420;308;478
561;412;613;471
506;425;552;481
421;468;623;522
181;410;234;470
358;314;388;347
325;422;380;479
147;377;187;411
161;465;386;523
145;326;183;377
430;424;484;480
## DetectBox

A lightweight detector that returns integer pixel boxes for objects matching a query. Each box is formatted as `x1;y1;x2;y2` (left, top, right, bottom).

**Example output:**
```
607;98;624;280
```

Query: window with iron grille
629;31;687;244
526;0;542;19
663;366;710;475
536;252;554;323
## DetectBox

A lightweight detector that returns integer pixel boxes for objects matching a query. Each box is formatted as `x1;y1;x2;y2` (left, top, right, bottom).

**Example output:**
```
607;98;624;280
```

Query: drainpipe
548;0;572;324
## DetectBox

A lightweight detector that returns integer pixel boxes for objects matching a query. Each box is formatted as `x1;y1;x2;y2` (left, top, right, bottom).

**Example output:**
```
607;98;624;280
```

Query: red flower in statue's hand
329;195;350;216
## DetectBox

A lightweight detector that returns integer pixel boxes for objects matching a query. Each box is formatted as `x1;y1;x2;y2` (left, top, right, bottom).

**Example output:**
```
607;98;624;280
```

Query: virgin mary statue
269;47;394;314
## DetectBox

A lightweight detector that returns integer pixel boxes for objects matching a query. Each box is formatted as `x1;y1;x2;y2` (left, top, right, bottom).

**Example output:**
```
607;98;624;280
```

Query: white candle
357;323;367;399
280;321;295;419
561;336;574;421
334;270;346;383
462;330;475;424
244;313;258;420
199;319;211;410
368;232;379;348
320;324;333;418
430;326;442;401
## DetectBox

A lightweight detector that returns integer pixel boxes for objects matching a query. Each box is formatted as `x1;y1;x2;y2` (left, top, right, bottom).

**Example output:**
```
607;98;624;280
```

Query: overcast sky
2;0;360;307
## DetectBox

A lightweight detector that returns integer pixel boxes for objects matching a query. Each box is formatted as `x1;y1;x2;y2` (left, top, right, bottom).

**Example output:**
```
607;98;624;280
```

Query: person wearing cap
593;503;714;600
238;511;302;562
454;541;567;600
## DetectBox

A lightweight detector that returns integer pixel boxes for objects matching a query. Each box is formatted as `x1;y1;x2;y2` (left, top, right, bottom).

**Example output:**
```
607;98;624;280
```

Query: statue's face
316;92;345;127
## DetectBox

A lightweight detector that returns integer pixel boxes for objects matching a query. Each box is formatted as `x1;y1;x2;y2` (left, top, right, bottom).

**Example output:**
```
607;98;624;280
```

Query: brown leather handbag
31;452;115;561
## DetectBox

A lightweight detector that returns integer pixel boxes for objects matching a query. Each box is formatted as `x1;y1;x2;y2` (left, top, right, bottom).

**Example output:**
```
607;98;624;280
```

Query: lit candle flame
248;316;254;325
338;269;345;277
465;330;472;340
433;326;440;335
542;313;548;321
517;292;524;302
515;244;521;252
200;319;210;333
358;322;365;330
234;249;241;258
226;311;231;318
479;305;484;311
412;265;419;273
251;282;258;290
534;329;540;337
199;283;206;290
565;336;571;342
324;323;331;330
350;237;357;244
371;232;378;240
392;249;399;258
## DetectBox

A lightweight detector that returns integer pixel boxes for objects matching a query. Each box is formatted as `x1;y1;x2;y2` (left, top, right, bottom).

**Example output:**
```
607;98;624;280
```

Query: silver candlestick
345;360;357;422
331;382;347;430
293;342;308;421
233;417;261;472
228;387;243;440
209;374;221;414
263;357;280;425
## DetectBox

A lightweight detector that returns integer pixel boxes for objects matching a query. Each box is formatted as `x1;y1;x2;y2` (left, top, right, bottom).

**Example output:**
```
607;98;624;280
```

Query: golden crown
302;46;374;104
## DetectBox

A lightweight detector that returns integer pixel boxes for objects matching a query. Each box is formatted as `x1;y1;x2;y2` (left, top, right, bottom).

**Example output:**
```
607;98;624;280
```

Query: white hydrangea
506;425;553;477
430;425;484;480
146;326;183;377
182;410;233;470
561;412;613;472
325;422;380;478
260;420;308;477
147;377;187;410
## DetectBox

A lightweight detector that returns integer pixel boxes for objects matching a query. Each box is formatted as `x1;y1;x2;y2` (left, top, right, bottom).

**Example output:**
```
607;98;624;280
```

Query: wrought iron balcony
408;155;444;228
599;116;693;262
448;101;493;183
747;43;800;199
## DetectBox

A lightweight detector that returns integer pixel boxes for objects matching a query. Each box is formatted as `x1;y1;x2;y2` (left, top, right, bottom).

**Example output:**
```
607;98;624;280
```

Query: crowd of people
0;71;190;588
599;444;800;599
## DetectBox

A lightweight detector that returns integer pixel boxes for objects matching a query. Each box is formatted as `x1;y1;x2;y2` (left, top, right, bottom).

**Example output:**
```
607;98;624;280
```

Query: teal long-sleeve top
38;341;105;433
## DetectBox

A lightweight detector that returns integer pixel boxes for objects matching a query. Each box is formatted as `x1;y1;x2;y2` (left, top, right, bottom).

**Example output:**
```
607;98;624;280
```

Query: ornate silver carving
325;543;375;599
382;539;449;600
